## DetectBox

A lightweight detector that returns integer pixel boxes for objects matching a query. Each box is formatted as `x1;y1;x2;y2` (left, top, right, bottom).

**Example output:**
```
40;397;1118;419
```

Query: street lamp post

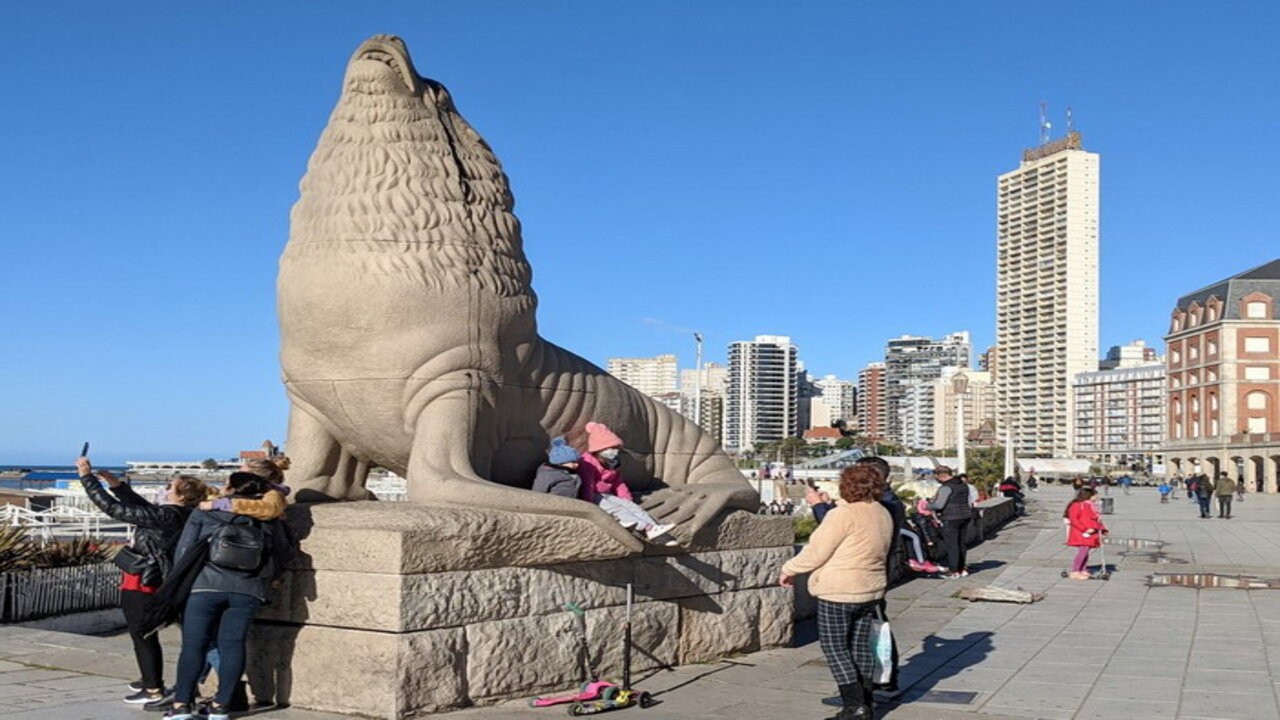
953;373;969;475
693;332;703;428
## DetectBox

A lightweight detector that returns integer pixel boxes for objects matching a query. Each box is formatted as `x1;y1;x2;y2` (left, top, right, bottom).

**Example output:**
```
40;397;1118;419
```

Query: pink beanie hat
585;422;624;453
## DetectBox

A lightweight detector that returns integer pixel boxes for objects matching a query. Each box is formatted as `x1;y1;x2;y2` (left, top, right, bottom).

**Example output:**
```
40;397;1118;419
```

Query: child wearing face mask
578;422;677;545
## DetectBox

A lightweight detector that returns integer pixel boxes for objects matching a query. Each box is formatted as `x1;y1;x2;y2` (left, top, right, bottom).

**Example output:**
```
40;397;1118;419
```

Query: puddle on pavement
1149;573;1280;589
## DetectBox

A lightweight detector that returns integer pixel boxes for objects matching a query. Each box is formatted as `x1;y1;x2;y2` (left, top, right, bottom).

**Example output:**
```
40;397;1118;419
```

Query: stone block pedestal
247;502;794;717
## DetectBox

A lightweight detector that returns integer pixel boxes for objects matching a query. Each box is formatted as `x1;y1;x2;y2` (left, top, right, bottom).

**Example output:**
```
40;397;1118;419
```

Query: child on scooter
1065;488;1107;579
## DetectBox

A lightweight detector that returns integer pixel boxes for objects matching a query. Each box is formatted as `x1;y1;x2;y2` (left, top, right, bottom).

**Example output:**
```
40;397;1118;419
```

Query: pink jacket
578;452;633;503
1066;501;1106;548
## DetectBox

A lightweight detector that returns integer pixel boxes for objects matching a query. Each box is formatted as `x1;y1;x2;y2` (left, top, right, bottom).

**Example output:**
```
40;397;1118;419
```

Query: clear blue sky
2;2;1277;464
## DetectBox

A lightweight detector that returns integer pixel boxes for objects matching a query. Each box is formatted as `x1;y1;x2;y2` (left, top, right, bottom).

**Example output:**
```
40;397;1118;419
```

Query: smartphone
80;442;90;458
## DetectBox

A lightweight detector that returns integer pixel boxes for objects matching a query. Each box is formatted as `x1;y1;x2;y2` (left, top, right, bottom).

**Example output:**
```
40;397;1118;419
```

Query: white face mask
599;448;621;462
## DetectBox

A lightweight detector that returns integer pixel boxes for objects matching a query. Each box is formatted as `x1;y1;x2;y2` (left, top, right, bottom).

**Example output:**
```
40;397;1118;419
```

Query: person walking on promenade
1194;474;1213;518
1236;476;1247;502
1065;488;1107;579
1214;471;1236;519
927;466;972;579
780;464;893;720
75;457;207;706
1158;481;1172;503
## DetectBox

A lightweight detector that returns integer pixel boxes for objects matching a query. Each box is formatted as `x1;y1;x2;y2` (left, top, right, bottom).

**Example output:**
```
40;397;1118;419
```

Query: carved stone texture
289;502;634;574
246;624;467;717
678;590;762;665
465;613;581;701
585;601;681;677
277;34;759;552
756;585;796;649
259;542;791;632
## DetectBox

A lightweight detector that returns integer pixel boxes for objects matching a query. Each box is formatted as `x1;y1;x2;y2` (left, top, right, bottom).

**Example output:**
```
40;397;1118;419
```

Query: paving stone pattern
6;485;1280;719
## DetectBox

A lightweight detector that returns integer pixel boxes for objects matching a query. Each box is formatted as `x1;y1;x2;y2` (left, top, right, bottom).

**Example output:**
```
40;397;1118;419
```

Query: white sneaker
645;523;676;540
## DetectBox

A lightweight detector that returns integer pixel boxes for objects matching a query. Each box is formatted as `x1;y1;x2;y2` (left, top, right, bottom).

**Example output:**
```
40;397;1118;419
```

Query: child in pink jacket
578;422;676;545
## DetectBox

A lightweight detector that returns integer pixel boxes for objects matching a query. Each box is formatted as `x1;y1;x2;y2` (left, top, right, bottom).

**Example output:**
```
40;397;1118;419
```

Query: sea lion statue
278;35;757;552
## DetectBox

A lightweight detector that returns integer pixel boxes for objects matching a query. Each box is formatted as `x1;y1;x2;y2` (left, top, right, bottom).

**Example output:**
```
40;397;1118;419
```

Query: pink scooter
530;680;623;709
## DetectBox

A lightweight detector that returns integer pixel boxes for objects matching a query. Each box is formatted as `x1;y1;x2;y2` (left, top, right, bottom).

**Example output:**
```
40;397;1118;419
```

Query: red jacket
578;452;633;503
1066;501;1106;548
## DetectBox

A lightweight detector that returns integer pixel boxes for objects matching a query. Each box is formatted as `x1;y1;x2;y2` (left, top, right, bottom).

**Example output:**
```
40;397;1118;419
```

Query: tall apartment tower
858;362;887;441
606;354;678;397
995;131;1099;457
724;335;799;452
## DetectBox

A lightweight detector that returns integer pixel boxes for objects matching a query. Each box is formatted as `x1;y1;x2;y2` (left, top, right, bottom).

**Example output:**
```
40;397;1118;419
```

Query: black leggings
941;518;971;573
121;588;164;690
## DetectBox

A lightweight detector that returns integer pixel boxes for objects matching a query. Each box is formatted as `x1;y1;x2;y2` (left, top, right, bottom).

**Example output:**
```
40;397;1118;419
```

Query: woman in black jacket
75;457;208;705
166;470;288;720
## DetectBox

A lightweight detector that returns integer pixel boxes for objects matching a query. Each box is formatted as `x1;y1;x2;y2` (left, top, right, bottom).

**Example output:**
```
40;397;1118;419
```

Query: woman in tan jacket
780;464;892;720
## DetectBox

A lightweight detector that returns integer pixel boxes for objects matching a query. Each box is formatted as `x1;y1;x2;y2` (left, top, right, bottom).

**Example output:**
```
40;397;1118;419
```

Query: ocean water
0;466;127;490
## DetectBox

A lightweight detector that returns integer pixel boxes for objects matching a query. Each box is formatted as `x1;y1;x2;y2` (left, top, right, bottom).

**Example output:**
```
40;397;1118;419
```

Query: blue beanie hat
548;436;581;465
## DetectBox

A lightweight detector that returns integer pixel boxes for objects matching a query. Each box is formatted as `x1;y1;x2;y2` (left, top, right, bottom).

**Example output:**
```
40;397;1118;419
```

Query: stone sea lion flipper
284;400;372;502
640;483;761;540
405;391;646;554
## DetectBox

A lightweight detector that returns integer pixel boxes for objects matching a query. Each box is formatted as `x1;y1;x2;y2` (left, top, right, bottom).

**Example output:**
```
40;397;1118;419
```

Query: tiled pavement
4;485;1280;719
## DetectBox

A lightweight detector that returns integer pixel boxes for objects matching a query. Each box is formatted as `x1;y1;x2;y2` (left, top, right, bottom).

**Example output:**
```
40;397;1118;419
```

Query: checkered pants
817;598;878;686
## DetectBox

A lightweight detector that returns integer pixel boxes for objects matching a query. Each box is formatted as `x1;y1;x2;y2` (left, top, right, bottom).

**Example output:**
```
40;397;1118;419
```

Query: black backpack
208;515;267;572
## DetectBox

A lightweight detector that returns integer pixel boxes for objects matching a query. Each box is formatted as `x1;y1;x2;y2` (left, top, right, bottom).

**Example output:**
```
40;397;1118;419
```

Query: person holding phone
76;456;209;705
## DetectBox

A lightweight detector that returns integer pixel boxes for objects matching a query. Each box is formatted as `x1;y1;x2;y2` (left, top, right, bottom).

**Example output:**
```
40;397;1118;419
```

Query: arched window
1210;393;1219;411
1247;391;1270;410
1192;396;1200;414
1173;398;1182;416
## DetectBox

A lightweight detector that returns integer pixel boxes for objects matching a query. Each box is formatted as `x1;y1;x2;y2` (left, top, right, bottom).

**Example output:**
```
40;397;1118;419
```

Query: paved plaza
5;485;1280;719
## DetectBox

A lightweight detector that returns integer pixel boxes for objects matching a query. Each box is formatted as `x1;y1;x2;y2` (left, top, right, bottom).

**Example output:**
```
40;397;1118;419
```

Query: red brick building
1164;259;1280;491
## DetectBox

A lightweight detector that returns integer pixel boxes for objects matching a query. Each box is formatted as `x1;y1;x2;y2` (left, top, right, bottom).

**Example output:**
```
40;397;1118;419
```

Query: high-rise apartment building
724;335;799;452
808;374;857;429
858;362;886;440
884;332;971;443
1164;259;1280;491
995;131;1099;457
1073;349;1165;470
607;354;678;397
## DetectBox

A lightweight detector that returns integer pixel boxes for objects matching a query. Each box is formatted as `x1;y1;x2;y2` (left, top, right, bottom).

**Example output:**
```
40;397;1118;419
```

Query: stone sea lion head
285;34;533;303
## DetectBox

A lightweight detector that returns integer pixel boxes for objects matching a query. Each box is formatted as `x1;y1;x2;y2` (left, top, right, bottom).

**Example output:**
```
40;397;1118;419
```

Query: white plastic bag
869;617;894;685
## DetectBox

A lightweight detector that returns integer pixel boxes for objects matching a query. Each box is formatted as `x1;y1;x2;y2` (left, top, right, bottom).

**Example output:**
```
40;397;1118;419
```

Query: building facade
724;335;800;452
606;354;678;397
808;374;857;429
857;362;887;441
680;362;728;441
1073;342;1166;469
1164;259;1280;491
995;132;1099;458
930;369;997;452
884;332;971;444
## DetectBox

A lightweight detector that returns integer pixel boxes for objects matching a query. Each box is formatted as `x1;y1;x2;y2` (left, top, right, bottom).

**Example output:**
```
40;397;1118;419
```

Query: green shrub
794;515;818;543
0;526;115;572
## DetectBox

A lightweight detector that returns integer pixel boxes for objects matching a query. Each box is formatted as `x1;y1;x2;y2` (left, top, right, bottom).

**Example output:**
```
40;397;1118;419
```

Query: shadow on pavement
888;631;994;706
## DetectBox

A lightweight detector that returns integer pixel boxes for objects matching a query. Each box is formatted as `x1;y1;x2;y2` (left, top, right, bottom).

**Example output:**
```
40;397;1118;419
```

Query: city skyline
2;3;1277;463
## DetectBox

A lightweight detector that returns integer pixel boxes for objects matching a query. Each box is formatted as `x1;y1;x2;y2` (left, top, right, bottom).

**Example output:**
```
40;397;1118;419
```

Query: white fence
1;505;135;541
0;563;120;623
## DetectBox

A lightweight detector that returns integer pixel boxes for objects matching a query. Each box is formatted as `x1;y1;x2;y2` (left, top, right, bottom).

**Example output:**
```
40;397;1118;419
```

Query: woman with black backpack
164;469;290;720
75;457;208;706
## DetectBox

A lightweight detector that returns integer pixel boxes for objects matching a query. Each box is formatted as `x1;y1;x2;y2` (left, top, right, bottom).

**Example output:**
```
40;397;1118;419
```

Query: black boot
825;682;872;719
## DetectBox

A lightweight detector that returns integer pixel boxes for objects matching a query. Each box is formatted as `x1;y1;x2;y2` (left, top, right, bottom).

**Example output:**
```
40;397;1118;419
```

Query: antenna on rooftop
1066;106;1075;134
1038;101;1051;145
